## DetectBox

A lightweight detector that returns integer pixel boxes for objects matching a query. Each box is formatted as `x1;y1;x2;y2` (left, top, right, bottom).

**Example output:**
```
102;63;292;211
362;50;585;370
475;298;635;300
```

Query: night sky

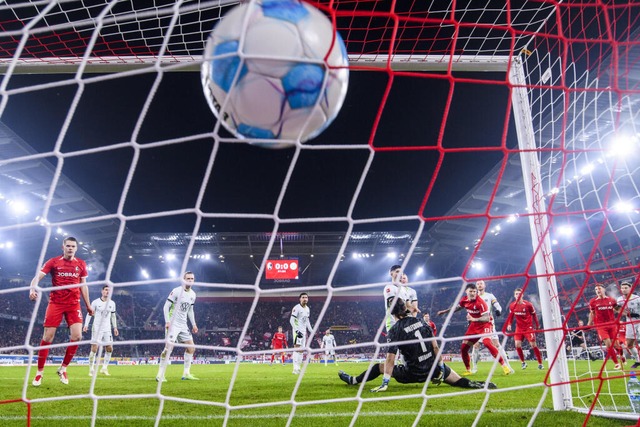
3;67;514;236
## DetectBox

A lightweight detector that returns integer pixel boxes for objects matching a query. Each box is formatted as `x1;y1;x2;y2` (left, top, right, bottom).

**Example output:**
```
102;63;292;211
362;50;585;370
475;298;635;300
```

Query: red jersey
618;323;626;340
427;320;437;336
41;256;88;305
459;296;489;320
589;296;618;325
507;299;539;331
271;332;287;348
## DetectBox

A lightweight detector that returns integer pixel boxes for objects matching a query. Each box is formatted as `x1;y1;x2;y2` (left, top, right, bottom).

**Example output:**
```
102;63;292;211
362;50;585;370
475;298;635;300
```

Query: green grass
0;361;633;426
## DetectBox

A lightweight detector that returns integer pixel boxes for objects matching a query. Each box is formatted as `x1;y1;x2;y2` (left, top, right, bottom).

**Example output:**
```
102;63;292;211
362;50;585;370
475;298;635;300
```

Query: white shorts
91;329;113;344
324;348;335;355
293;333;306;347
167;326;193;344
626;321;640;340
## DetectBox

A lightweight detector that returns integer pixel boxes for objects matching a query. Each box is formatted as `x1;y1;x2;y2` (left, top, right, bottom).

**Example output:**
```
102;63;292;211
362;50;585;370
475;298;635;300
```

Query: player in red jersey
616;322;627;364
505;288;544;370
29;237;94;386
587;283;621;370
270;326;288;365
422;312;437;337
437;283;512;376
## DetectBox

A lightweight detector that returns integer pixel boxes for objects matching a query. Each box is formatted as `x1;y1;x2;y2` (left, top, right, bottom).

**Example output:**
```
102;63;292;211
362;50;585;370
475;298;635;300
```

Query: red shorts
44;302;83;328
514;331;536;343
596;325;618;342
465;322;493;343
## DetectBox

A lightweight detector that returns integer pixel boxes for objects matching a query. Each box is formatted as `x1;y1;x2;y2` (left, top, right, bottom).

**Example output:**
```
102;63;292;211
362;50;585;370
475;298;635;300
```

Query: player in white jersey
83;285;118;376
617;281;640;368
290;292;313;374
321;329;338;366
383;265;419;332
156;271;199;382
471;280;513;374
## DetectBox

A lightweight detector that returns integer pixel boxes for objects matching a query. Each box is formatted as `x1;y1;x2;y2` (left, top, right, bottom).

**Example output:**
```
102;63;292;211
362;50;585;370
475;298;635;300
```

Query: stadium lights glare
506;214;518;223
416;267;424;275
580;163;595;175
471;261;484;271
608;134;639;157
8;199;29;215
352;253;358;259
165;253;176;261
557;225;574;236
387;252;397;258
0;241;14;249
169;269;177;278
613;200;635;213
141;269;150;279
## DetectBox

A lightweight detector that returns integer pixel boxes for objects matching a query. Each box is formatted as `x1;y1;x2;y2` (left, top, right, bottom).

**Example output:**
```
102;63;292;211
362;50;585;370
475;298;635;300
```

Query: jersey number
414;330;428;353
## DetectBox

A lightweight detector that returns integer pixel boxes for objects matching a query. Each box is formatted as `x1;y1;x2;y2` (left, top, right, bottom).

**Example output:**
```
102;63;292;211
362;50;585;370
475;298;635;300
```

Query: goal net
0;0;638;425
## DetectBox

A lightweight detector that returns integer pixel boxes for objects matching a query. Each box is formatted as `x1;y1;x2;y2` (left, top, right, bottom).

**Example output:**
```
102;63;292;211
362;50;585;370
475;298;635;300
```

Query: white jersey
85;297;116;333
166;286;196;329
479;291;500;317
383;283;415;330
322;334;336;348
290;304;312;336
617;294;640;319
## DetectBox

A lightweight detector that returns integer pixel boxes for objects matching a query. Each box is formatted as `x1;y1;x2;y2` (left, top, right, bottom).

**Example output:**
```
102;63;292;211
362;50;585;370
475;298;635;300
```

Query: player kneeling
338;298;497;392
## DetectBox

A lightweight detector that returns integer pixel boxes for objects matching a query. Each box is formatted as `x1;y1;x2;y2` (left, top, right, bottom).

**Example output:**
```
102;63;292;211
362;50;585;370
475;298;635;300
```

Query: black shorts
392;363;451;384
571;338;584;347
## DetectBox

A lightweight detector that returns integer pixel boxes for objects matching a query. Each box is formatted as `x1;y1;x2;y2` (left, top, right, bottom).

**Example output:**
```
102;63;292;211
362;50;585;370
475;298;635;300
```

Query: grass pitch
0;361;633;426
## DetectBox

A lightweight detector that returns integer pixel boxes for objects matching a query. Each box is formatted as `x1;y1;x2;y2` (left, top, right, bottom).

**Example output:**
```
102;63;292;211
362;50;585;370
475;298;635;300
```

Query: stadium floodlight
557;225;574;237
471;261;484;271
8;199;28;215
580;163;595;175
352;252;358;259
141;269;150;279
613;200;634;214
387;252;397;258
169;269;177;278
416;267;424;275
165;253;176;261
608;134;638;158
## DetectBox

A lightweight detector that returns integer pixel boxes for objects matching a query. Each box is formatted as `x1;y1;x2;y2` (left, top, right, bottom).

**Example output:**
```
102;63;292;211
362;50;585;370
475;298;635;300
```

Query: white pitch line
0;408;551;421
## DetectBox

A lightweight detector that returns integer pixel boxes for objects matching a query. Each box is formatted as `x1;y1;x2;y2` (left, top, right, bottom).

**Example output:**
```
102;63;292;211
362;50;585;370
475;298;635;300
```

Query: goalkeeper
338;298;497;392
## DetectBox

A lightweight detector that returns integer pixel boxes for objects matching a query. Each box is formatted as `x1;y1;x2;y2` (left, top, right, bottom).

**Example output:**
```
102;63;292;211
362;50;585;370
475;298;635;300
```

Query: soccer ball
201;0;349;148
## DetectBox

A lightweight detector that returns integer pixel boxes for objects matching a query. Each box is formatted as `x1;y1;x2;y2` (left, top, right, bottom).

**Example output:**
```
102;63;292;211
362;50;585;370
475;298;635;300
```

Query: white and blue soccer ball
201;0;349;148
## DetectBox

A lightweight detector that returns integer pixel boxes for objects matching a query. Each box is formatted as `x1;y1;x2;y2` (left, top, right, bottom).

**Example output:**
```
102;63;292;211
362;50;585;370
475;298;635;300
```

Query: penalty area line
0;408;551;421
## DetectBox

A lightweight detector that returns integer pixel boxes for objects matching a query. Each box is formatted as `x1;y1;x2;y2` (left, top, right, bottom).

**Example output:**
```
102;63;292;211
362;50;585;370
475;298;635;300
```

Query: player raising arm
471;280;513;374
437;283;512;376
84;285;119;376
505;288;544;370
29;237;94;387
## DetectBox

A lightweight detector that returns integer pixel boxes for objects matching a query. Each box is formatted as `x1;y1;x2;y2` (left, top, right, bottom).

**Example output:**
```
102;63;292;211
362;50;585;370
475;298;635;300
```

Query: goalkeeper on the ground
338;298;497;392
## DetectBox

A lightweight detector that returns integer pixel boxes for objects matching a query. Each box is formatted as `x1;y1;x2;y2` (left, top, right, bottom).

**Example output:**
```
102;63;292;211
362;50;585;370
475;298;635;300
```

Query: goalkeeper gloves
494;309;501;317
296;331;303;339
371;378;389;392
